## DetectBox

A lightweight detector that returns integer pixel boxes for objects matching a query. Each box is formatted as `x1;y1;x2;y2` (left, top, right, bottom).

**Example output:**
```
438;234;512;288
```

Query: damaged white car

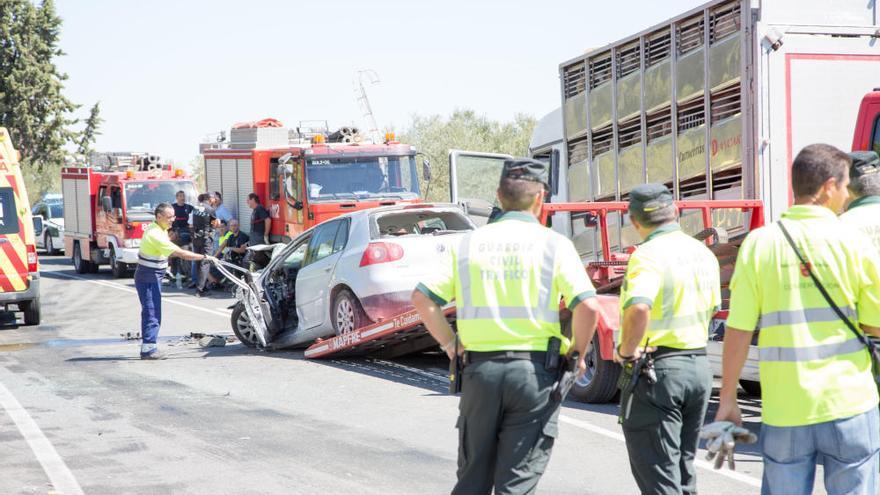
225;204;475;349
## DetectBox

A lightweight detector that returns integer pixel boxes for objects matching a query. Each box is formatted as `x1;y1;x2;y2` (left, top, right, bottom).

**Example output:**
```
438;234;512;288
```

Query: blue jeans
135;280;162;356
761;407;880;495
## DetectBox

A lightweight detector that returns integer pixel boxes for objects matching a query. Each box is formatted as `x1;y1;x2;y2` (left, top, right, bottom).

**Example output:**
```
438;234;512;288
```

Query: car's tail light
359;242;404;267
26;245;38;272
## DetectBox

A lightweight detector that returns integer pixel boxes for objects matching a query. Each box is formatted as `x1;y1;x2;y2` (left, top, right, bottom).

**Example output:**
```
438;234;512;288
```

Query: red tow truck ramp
304;306;456;359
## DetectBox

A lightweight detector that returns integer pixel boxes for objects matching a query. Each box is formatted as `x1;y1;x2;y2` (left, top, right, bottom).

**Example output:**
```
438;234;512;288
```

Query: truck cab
852;89;880;154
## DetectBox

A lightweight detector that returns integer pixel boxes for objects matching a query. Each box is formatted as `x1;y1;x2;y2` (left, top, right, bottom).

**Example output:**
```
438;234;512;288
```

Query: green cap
500;158;549;190
629;183;674;216
848;151;880;180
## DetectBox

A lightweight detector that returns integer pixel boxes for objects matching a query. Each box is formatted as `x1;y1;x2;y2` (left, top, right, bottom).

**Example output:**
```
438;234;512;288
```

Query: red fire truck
202;122;429;241
62;158;197;277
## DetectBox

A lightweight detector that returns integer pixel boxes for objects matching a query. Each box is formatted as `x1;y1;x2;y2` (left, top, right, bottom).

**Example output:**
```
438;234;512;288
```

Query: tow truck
62;155;197;277
202;120;431;241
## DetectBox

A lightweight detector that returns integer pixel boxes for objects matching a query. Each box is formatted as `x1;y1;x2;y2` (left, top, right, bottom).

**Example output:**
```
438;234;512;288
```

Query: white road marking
370;360;763;488
49;271;232;317
0;379;85;495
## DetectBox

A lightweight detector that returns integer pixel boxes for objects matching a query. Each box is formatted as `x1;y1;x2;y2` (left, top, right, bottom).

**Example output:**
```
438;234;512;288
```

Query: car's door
295;219;346;329
448;150;512;226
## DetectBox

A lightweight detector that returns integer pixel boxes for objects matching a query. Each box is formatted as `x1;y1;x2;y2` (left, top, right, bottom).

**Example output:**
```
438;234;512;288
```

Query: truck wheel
231;303;258;348
739;380;761;397
21;298;40;326
73;243;89;274
570;332;621;404
110;248;128;278
332;289;368;335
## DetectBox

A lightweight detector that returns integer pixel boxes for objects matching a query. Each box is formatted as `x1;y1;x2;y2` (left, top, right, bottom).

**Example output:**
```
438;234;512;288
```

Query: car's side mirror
101;196;112;213
33;216;43;235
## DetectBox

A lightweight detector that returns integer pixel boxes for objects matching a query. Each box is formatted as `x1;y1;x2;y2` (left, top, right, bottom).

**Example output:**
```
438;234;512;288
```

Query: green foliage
76;102;103;158
399;110;536;202
0;0;79;196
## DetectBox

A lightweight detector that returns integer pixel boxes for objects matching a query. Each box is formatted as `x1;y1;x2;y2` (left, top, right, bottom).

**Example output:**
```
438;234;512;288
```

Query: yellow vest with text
619;224;721;350
727;205;880;427
416;212;596;354
840;196;880;252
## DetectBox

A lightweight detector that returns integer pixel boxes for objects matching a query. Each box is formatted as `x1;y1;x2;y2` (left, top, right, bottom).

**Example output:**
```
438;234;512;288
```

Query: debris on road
121;332;141;340
199;335;226;348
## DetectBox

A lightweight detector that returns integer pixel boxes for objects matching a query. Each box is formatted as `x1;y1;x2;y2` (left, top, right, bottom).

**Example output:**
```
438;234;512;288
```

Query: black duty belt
651;346;706;360
466;350;547;364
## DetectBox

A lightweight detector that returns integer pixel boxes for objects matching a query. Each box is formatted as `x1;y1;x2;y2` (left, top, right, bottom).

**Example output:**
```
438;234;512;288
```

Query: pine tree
76;102;103;160
0;0;78;193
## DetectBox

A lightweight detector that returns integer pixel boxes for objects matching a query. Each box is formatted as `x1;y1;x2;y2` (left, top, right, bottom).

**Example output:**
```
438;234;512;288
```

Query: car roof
345;203;464;220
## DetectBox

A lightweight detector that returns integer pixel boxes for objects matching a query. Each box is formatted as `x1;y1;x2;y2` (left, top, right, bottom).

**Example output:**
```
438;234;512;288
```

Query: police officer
412;158;601;495
136;203;214;359
840;151;880;250
615;183;720;495
717;144;880;494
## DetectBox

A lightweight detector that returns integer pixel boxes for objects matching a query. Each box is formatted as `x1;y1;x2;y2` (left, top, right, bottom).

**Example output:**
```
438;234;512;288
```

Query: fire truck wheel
73;243;90;274
110;247;128;278
21;298;40;326
570;332;621;404
332;289;368;336
230;303;258;348
739;380;761;397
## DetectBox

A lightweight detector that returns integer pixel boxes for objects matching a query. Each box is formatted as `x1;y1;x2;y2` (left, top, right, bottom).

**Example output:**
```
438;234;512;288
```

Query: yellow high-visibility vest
840;196;880;252
619;223;721;350
417;211;596;353
728;205;880;427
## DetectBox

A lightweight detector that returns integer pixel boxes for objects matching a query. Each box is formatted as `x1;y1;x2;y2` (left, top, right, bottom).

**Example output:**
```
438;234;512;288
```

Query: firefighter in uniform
412;158;601;495
615;183;720;495
717;144;880;494
136;203;213;359
840;151;880;250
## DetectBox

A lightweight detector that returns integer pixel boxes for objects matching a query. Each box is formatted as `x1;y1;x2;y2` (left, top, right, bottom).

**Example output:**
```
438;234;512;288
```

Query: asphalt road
0;254;779;494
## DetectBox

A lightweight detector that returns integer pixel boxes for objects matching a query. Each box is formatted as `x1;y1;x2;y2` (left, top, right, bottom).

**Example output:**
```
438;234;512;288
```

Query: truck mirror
101;196;112;213
422;158;432;182
283;164;296;198
278;153;293;165
293;200;304;210
32;216;43;235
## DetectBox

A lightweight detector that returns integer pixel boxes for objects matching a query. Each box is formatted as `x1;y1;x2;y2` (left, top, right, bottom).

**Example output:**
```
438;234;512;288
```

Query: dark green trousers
621;355;712;495
453;358;560;495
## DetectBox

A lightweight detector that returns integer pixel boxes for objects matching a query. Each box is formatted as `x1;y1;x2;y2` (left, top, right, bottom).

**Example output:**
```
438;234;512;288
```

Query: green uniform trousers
453;358;560;495
621;355;712;495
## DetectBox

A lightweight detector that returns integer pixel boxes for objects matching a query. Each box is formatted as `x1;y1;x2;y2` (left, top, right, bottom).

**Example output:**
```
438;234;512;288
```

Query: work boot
140;351;167;360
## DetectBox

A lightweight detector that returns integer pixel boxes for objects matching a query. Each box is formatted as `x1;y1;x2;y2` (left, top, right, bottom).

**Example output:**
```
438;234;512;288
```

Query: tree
0;0;79;194
399;110;536;202
76;102;102;159
189;155;206;191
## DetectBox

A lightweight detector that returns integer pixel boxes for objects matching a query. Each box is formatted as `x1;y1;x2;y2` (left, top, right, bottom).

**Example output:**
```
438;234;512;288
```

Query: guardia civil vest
135;222;179;283
728;205;880;427
840;196;880;252
619;223;721;350
417;212;596;354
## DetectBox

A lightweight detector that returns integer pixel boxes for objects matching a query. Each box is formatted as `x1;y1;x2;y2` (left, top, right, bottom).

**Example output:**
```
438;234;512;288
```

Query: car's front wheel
332;289;368;336
230;303;259;348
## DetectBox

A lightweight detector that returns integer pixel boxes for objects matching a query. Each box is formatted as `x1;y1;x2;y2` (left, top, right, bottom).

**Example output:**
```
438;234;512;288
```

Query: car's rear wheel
332;289;368;335
570;332;621;404
21;298;40;326
231;303;258;348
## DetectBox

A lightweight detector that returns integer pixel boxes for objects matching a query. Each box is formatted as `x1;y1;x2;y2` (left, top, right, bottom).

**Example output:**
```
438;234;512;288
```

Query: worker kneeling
615;184;721;495
413;158;600;494
136;203;215;360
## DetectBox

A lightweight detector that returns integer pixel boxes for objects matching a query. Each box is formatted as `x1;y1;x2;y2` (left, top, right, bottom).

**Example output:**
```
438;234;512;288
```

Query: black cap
500;158;549;190
848;151;880;180
629;183;674;216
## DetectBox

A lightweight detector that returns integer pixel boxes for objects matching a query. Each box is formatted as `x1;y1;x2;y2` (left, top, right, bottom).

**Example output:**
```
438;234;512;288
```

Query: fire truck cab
203;124;429;242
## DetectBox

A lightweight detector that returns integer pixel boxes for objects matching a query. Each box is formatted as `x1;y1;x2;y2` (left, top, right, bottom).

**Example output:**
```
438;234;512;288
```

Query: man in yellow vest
717;144;880;494
412;158;600;494
841;151;880;250
615;183;720;495
136;203;215;359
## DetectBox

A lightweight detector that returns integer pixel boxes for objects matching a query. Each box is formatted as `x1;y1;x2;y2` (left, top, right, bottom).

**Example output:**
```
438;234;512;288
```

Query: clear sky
56;0;706;167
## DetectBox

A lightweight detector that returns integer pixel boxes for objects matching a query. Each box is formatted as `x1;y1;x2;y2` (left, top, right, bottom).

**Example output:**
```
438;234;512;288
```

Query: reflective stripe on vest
457;234;558;323
138;253;168;270
760;307;857;328
760;338;865;362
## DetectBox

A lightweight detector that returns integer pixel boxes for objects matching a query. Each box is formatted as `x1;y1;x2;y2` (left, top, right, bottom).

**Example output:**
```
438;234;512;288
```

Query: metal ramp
304;307;456;359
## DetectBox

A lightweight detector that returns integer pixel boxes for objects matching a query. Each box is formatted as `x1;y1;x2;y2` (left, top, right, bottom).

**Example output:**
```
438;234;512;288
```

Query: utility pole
354;69;381;143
